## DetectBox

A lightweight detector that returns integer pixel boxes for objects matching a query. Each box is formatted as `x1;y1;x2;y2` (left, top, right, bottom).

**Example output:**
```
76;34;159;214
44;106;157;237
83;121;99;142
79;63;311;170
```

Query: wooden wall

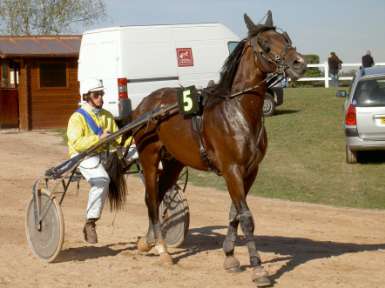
27;58;80;129
0;88;18;128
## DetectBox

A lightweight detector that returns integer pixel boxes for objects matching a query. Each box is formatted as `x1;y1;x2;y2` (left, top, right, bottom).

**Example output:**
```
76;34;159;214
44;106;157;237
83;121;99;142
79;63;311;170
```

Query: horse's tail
105;152;127;211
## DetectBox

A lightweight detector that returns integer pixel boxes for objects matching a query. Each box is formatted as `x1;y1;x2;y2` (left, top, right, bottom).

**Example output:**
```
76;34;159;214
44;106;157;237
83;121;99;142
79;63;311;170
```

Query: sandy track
0;130;385;288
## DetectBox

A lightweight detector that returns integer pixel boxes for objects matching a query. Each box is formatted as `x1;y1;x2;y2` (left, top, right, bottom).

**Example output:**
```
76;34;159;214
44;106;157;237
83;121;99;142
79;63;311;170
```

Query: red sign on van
176;48;194;67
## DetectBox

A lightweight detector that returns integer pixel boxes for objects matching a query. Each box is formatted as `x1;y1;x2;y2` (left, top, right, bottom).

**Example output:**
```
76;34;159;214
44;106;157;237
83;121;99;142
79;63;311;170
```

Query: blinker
257;38;271;53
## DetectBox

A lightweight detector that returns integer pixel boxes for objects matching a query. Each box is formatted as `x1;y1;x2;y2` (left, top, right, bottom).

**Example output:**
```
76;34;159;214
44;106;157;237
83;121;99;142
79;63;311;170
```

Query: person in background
328;52;343;87
362;50;375;68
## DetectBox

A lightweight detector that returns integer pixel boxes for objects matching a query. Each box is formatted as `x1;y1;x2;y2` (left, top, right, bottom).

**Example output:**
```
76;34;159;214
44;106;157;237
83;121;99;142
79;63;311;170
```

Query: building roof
0;35;81;58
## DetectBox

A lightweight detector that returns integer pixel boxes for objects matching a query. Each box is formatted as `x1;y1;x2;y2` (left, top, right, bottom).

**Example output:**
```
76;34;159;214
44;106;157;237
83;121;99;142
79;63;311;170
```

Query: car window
353;77;385;107
227;41;239;54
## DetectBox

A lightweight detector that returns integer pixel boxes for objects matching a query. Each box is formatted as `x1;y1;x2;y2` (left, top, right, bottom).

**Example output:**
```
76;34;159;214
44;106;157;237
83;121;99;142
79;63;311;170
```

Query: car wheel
263;93;275;117
346;145;358;164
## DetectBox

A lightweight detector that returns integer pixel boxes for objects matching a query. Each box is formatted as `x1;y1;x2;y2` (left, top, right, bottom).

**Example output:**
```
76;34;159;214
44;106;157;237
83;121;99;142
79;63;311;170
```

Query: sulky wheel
176;167;189;193
25;188;64;262
159;183;190;247
147;167;190;248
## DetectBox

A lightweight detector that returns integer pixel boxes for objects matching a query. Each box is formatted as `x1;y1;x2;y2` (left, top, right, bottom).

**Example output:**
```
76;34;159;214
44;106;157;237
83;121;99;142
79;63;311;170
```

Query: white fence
298;62;385;88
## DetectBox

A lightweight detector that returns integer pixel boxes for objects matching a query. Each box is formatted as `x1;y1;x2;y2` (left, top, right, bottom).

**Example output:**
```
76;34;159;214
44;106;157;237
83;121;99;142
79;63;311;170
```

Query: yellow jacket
67;104;120;157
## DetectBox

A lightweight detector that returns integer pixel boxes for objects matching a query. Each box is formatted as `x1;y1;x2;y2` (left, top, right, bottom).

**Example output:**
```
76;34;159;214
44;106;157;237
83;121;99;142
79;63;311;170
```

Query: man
328;52;343;87
67;79;120;244
362;50;375;68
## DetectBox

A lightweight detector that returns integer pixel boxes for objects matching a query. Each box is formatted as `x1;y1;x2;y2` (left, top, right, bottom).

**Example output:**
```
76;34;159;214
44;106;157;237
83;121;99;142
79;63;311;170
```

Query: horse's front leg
223;167;271;287
223;203;241;272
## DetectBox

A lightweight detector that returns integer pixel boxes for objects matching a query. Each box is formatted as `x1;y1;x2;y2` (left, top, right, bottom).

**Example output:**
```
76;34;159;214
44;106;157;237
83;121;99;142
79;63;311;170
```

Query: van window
228;41;239;54
40;63;67;88
353;78;385;107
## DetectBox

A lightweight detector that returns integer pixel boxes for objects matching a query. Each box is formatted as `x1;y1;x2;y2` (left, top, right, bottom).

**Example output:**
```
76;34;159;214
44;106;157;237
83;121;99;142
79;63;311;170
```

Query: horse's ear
265;10;274;27
244;13;257;32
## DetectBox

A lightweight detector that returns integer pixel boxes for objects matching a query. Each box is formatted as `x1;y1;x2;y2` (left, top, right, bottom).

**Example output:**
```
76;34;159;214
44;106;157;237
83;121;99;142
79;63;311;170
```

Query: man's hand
99;129;111;140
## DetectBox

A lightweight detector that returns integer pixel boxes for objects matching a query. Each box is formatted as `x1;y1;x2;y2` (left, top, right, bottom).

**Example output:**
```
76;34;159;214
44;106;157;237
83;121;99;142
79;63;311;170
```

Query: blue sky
86;0;385;63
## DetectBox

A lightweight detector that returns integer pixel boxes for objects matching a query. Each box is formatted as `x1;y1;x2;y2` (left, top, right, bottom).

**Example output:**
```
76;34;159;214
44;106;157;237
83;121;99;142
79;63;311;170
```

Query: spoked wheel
176;166;188;193
148;167;190;248
159;181;189;247
263;93;276;116
25;188;64;262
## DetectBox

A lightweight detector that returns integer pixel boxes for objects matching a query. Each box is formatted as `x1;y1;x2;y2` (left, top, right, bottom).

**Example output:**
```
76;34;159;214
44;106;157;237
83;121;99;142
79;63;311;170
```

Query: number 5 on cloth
177;86;202;117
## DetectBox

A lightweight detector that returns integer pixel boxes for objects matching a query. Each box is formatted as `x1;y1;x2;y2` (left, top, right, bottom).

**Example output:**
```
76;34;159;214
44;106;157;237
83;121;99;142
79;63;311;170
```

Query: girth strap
191;114;221;175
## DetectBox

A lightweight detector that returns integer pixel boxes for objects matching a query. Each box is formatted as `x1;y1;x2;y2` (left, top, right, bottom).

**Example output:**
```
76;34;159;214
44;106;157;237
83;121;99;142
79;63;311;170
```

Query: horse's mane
202;40;246;107
216;40;246;93
212;26;274;94
202;26;275;107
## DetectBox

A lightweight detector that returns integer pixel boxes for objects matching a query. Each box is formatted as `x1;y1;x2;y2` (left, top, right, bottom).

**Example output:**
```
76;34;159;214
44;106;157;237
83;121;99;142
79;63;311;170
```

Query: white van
78;23;240;121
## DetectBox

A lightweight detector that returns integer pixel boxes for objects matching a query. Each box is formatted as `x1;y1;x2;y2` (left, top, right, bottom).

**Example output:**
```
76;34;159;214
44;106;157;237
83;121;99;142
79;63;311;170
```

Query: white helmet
80;79;104;96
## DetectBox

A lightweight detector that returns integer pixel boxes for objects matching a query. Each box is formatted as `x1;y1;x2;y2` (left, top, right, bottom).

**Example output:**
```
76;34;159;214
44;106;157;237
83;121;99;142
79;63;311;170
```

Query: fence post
324;61;329;88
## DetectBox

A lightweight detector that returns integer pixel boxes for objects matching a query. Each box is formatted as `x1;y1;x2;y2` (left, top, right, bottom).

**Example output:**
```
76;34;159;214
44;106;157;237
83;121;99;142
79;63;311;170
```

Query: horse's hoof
253;276;271;287
223;256;242;273
160;253;174;266
251;267;271;287
137;237;153;252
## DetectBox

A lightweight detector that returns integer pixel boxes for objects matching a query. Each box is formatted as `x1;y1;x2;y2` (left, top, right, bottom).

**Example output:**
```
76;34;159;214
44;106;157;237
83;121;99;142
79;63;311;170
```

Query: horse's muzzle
286;54;307;80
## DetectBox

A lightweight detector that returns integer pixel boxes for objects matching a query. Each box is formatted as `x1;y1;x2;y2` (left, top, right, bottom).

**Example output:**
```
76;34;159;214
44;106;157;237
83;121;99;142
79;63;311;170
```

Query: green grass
188;88;385;210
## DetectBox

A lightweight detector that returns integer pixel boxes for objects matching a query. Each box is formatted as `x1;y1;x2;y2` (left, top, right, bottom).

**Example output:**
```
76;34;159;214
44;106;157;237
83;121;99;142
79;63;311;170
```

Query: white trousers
78;155;110;220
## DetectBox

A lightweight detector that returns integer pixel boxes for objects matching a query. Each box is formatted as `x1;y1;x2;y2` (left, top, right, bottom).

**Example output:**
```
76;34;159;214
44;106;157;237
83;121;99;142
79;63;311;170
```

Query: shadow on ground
55;241;136;263
359;151;385;164
173;225;385;282
272;109;300;116
53;225;385;283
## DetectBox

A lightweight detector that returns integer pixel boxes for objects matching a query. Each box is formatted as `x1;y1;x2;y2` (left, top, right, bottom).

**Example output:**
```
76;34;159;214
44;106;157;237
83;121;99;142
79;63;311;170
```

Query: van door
120;27;178;109
173;26;230;88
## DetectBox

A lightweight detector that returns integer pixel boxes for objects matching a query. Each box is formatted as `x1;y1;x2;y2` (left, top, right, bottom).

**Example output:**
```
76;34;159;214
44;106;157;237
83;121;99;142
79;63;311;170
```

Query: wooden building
0;35;81;130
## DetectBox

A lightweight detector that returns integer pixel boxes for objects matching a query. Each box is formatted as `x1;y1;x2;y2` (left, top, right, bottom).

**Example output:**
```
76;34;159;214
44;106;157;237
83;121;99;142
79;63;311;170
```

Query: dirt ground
1;130;385;288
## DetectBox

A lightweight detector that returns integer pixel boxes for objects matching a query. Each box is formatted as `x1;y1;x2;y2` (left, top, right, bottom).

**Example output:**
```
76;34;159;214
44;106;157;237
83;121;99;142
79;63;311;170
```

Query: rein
225;73;284;99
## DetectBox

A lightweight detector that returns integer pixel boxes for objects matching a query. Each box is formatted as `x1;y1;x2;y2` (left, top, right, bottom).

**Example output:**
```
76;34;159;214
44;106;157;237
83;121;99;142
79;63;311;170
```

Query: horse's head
244;11;306;80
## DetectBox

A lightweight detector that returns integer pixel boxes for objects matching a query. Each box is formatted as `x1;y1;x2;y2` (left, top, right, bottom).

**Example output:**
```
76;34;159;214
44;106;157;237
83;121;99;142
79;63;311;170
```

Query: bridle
253;29;293;75
225;29;293;100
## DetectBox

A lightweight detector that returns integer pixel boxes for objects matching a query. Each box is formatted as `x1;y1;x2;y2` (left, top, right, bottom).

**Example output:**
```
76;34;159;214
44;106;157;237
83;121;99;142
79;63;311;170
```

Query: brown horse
130;11;306;286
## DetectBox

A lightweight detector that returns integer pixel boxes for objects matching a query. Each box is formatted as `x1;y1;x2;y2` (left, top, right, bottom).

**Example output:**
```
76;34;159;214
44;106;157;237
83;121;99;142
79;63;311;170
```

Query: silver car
342;66;385;163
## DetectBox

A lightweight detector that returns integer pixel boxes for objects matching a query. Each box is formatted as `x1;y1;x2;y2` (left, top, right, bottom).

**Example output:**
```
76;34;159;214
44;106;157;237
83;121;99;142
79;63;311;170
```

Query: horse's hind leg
136;143;173;265
140;157;184;249
158;157;184;200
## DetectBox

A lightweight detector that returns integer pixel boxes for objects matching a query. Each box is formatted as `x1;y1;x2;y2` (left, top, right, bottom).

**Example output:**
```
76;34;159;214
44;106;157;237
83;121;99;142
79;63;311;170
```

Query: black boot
83;218;98;244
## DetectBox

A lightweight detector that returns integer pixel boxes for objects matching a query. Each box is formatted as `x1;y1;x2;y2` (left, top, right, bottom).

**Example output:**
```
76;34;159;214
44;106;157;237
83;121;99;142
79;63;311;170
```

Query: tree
0;0;106;35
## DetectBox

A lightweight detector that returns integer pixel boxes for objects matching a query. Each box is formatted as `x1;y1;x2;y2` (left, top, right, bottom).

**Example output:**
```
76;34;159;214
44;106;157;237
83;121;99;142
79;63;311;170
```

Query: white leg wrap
155;244;167;254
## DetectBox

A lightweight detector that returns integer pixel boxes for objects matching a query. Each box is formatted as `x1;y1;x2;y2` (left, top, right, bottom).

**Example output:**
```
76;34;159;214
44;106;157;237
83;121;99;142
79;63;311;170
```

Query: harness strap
76;108;103;136
223;73;284;100
191;114;221;175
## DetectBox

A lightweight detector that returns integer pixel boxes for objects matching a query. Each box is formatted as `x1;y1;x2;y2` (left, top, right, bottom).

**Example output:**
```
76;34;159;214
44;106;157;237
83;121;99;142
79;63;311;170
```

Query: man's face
88;90;104;108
